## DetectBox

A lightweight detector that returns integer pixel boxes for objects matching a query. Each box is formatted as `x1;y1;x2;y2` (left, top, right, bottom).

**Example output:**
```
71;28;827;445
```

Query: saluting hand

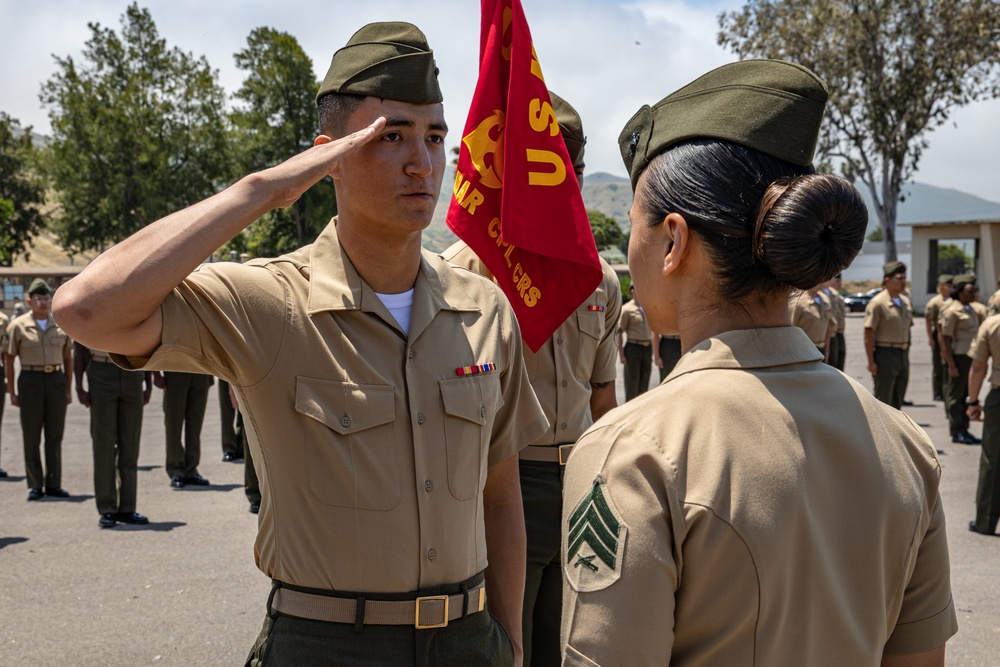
261;117;387;211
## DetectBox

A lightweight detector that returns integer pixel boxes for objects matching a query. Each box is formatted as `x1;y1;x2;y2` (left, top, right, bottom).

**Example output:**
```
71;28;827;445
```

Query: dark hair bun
752;174;868;290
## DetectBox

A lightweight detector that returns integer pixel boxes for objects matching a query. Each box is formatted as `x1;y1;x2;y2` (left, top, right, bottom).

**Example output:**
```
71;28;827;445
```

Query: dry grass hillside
12;230;95;268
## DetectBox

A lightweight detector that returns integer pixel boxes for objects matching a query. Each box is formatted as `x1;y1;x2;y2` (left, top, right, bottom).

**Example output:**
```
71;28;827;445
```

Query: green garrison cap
955;273;977;285
618;59;828;189
883;261;906;276
938;274;954;285
27;278;51;295
317;22;442;104
549;91;586;171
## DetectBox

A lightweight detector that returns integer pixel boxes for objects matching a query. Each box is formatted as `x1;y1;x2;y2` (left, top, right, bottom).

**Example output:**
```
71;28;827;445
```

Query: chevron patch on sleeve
565;476;627;592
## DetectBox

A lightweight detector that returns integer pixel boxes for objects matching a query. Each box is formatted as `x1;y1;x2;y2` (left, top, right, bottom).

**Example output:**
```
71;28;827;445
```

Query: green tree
228;27;333;257
587;209;623;250
40;3;230;253
719;0;1000;263
938;243;972;276
0;113;47;265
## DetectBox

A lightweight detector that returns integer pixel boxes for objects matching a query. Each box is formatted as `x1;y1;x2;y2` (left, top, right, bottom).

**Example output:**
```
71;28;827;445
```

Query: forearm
864;329;876;364
968;363;988;401
589;382;617;422
881;644;945;667
53;119;383;356
4;354;14;394
53;173;280;355
482;455;526;661
941;338;956;367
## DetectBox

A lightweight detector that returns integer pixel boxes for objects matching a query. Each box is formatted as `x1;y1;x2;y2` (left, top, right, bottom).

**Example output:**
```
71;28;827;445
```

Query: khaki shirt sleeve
863;299;881;330
5;321;20;357
486;283;548;466
591;269;622;385
562;427;679;666
112;262;286;386
883;491;959;653
940;308;958;339
972;321;992;365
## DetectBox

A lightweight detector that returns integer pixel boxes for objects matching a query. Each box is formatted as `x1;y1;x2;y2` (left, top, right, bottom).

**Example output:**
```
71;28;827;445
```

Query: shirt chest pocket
439;375;504;501
294;377;399;510
574;310;605;382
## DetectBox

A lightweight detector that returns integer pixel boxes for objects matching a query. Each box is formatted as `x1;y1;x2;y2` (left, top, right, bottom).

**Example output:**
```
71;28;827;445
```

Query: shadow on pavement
137;465;161;472
47;494;93;503
0;475;27;483
0;537;30;549
172;483;243;493
116;521;186;533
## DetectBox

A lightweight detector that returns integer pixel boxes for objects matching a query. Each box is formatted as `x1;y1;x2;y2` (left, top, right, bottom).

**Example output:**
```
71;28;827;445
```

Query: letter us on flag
447;0;603;352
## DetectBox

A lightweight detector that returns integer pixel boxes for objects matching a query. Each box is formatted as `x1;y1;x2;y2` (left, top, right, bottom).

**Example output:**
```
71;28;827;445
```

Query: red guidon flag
447;0;603;352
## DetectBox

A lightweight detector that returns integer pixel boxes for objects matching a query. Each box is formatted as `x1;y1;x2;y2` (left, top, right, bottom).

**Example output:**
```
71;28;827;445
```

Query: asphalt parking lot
1;313;997;665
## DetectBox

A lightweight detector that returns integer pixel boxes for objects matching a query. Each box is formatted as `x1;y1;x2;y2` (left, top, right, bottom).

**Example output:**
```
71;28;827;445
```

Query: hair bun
752;174;867;290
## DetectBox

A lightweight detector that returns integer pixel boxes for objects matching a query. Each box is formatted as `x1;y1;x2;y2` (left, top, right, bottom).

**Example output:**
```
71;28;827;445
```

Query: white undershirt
891;297;902;308
34;318;49;331
375;289;415;336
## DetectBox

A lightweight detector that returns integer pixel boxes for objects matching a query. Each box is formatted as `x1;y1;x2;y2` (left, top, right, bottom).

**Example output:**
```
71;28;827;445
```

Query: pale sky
1;0;997;202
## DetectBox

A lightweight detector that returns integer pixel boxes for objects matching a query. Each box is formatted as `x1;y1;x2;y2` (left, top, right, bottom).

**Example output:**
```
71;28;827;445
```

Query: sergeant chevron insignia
565;476;627;592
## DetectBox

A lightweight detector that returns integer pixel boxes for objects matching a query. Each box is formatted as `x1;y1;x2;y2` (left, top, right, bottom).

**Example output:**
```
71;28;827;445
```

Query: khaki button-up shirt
824;287;846;334
5;314;73;366
940;301;980;355
561;327;957;666
115;222;547;593
789;290;833;346
863;290;912;345
618;299;650;343
925;293;950;333
442;241;621;445
971;314;1000;387
0;311;9;373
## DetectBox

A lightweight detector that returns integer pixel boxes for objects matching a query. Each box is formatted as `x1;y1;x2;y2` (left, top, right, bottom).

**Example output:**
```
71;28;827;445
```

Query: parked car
844;288;882;313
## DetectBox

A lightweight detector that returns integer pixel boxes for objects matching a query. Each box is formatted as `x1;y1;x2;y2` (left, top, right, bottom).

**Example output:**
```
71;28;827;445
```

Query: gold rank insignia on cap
565;476;627;592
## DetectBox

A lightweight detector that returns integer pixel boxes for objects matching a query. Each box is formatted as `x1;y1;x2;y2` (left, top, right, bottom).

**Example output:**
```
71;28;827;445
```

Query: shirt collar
666;327;823;382
306;219;481;317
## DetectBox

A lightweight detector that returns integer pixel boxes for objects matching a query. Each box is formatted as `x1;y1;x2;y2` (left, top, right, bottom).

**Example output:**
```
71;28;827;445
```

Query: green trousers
219;379;242;457
974;389;1000;533
1;370;6;469
931;332;944;399
520;460;563;667
239;411;261;504
245;578;513;666
18;370;68;490
656;337;683;383
828;332;846;371
872;347;908;409
944;354;972;436
623;342;652;402
88;361;145;515
163;372;212;479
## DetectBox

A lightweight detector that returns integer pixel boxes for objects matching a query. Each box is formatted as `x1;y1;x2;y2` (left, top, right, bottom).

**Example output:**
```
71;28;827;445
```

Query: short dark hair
317;92;367;137
638;139;867;303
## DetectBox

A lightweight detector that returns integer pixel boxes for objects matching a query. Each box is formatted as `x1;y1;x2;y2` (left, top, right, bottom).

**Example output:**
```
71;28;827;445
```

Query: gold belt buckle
414;595;449;629
43;365;55;373
476;587;486;612
558;444;574;466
